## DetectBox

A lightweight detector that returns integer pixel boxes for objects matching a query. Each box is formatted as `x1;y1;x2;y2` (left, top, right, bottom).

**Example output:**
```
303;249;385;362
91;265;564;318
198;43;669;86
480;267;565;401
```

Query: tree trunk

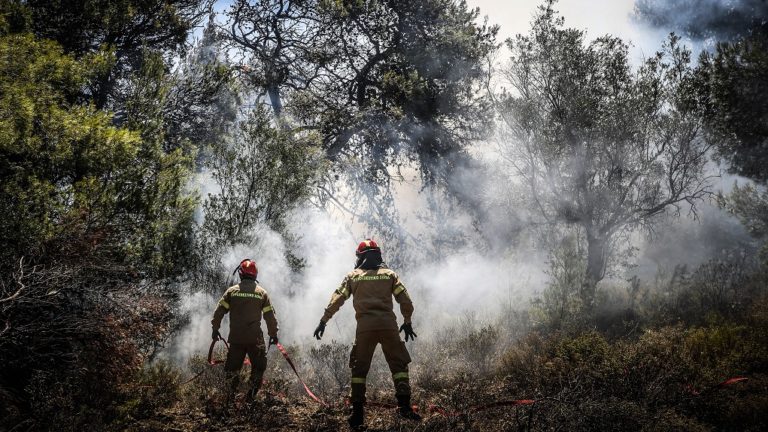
267;85;282;117
582;231;607;310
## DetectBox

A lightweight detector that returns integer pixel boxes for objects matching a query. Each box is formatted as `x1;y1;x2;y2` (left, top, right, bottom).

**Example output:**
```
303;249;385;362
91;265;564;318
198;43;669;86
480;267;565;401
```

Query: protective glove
212;328;221;341
399;323;417;342
269;336;279;347
313;320;326;340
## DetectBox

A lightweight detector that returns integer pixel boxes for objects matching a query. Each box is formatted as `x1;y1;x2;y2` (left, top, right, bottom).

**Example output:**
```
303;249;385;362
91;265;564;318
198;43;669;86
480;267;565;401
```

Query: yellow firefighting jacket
211;279;278;345
322;267;413;332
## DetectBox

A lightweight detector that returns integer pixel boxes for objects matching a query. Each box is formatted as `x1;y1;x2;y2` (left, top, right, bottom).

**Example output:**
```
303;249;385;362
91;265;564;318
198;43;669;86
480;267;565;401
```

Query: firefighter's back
348;267;399;332
224;279;268;344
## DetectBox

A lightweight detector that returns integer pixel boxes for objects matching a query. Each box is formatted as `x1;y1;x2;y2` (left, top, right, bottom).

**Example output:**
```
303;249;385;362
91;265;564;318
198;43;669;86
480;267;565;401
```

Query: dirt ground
125;383;533;432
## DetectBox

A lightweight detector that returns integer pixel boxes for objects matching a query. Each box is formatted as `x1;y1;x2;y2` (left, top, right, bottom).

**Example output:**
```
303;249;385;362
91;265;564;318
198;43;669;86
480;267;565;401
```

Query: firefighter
313;239;421;429
211;259;279;403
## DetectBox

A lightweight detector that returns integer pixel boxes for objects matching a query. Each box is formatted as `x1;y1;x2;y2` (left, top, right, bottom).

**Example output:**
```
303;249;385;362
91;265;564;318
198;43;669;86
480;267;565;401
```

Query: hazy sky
208;1;679;63
466;0;673;62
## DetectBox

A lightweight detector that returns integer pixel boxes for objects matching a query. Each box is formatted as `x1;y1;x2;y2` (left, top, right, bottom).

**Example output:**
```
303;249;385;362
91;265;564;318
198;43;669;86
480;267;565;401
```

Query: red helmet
238;259;258;278
356;239;380;256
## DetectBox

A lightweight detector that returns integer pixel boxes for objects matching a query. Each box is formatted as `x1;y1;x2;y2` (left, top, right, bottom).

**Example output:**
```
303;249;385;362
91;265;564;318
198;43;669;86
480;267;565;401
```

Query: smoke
633;0;768;41
162;2;765;367
164;155;551;365
166;159;761;371
632;196;760;280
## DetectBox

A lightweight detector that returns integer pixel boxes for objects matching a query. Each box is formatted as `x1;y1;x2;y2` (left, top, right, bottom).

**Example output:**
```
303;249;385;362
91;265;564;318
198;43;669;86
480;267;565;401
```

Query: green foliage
166;19;241;157
533;235;587;328
498;318;768;431
18;0;203;56
0;4;208;429
698;29;768;183
725;183;768;267
729;185;768;239
14;0;211;108
310;0;498;184
0;33;197;277
690;24;767;271
226;0;498;258
3;1;768;430
640;257;765;327
201;107;323;270
0;0;30;34
0;34;138;266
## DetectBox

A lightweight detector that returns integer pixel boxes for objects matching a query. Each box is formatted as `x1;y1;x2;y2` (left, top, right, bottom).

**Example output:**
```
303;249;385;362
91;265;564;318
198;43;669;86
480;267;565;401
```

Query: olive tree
497;2;713;307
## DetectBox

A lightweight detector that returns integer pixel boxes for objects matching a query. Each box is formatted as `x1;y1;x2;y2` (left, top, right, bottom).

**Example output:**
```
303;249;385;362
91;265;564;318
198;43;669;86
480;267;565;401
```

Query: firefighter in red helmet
211;259;279;402
313;240;420;429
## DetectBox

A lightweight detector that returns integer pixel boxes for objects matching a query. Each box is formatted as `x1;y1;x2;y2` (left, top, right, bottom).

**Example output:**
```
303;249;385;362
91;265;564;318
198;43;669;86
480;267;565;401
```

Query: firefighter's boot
397;395;421;421
246;350;267;403
348;401;365;429
224;371;239;407
245;382;261;403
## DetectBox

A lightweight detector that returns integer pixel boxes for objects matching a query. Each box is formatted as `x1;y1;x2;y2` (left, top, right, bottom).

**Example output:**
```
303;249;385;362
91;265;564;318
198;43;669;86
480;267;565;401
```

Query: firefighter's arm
211;290;231;331
321;275;351;323
262;291;279;338
392;274;414;324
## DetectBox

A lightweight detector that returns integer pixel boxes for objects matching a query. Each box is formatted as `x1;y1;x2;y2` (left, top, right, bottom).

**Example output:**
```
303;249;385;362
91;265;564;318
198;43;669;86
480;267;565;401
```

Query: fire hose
175;337;249;386
274;342;328;407
183;338;327;407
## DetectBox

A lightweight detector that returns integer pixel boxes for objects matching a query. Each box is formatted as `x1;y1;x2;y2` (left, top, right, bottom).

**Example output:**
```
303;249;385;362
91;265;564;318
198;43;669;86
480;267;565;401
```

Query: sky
208;0;672;60
466;0;673;63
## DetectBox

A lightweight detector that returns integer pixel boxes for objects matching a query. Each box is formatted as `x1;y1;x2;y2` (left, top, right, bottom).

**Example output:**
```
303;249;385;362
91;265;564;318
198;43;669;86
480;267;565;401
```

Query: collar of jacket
238;278;258;289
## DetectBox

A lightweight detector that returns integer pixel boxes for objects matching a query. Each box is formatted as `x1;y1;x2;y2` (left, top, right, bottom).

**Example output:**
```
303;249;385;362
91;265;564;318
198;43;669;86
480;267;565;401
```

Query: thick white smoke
166;165;758;371
167;165;545;364
165;0;762;364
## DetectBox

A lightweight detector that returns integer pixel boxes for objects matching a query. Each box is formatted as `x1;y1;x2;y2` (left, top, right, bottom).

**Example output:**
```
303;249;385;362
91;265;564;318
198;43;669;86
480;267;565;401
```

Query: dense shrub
497;303;768;431
0;262;184;431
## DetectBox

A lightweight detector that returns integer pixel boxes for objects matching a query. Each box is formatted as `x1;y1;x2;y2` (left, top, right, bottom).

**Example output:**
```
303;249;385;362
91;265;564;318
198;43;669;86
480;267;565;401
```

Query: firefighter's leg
224;344;248;401
348;332;378;429
381;330;420;420
349;332;378;403
246;344;267;401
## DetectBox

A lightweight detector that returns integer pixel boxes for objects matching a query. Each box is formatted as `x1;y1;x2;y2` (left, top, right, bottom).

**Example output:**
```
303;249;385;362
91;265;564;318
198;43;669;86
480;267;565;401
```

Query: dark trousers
349;329;411;403
224;343;267;394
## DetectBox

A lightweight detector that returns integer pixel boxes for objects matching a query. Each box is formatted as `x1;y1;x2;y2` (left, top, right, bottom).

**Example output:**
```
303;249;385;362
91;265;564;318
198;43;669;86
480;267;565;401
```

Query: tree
13;0;212;109
0;3;219;425
697;29;768;182
497;2;712;307
164;16;241;156
0;28;197;428
0;33;167;271
633;0;768;42
634;0;768;184
224;0;497;259
225;0;333;117
301;0;497;186
201;106;323;273
694;21;768;266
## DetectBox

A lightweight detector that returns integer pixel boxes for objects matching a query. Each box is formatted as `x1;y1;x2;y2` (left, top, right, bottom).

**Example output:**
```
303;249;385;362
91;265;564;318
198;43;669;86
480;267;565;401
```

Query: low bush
497;305;768;431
